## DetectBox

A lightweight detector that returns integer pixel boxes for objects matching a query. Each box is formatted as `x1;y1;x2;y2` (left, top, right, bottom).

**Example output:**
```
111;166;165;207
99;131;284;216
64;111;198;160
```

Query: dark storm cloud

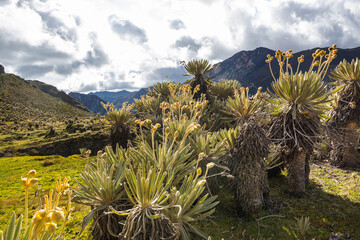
16;64;54;78
54;33;109;76
84;33;109;67
55;61;82;75
108;15;148;44
147;66;188;83
169;19;186;30
78;82;98;92
174;36;202;53
0;36;71;66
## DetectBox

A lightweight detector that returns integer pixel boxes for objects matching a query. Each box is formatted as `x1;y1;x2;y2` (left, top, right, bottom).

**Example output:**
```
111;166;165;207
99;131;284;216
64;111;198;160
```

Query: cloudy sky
0;0;359;93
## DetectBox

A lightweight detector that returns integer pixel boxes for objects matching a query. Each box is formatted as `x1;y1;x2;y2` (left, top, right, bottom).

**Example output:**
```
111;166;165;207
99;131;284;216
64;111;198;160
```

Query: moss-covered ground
1;155;359;240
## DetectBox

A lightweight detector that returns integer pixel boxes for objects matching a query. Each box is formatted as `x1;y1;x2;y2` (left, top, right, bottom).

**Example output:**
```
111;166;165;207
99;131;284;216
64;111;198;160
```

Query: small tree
224;86;270;213
329;58;360;167
183;59;214;99
102;102;134;149
267;46;337;195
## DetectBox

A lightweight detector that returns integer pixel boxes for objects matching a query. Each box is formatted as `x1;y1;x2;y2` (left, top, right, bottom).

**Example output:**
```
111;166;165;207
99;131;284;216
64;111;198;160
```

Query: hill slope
29;80;88;112
0;73;90;121
210;46;360;91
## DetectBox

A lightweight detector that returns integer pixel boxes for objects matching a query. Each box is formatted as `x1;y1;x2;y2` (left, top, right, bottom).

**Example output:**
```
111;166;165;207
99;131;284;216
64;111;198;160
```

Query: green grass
0;119;106;156
0;156;359;240
197;163;360;240
0;155;90;239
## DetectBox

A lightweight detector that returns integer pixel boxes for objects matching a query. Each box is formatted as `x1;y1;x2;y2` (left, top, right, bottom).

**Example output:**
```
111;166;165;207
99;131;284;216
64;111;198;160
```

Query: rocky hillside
210;46;360;91
0;72;90;121
69;92;107;115
71;88;149;114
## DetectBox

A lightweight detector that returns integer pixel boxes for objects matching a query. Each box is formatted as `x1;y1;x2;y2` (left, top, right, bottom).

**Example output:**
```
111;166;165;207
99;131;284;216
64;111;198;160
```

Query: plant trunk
330;121;360;167
305;154;310;186
190;75;207;100
286;150;306;196
234;155;270;214
110;127;129;150
230;119;270;214
92;209;123;240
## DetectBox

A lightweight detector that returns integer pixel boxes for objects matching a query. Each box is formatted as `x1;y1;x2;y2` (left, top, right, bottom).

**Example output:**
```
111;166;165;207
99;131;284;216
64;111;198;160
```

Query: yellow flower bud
197;180;206;187
145;119;152;124
174;131;179;139
207;162;215;169
165;127;170;135
350;102;356;109
163;117;170;124
85;149;91;158
197;168;202;176
198;152;205;159
135;119;140;124
28;170;36;177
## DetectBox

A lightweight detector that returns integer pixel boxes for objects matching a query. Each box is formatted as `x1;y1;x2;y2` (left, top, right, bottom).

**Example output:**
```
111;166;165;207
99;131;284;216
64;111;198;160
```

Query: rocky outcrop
0;64;5;74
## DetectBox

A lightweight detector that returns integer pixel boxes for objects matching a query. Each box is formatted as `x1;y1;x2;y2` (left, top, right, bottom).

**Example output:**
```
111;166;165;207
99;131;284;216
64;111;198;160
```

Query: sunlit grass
0;155;90;239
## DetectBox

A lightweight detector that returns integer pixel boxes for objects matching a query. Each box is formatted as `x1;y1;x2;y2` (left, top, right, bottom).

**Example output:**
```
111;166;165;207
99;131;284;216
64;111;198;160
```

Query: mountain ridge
64;46;360;113
210;46;360;91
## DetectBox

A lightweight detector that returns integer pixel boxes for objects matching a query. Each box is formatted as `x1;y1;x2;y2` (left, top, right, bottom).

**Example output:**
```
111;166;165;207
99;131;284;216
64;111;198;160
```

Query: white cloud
0;0;359;93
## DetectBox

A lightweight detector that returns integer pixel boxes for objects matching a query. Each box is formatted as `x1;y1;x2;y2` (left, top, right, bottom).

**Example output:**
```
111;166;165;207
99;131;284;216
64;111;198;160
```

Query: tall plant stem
25;188;29;230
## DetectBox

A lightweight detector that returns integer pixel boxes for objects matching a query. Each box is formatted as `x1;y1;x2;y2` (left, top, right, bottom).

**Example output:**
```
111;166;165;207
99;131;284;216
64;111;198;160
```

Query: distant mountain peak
210;46;360;91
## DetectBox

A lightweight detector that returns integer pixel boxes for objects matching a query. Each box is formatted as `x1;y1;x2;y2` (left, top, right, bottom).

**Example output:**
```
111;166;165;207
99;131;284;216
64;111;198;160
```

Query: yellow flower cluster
266;44;338;81
101;101;134;112
28;175;72;240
